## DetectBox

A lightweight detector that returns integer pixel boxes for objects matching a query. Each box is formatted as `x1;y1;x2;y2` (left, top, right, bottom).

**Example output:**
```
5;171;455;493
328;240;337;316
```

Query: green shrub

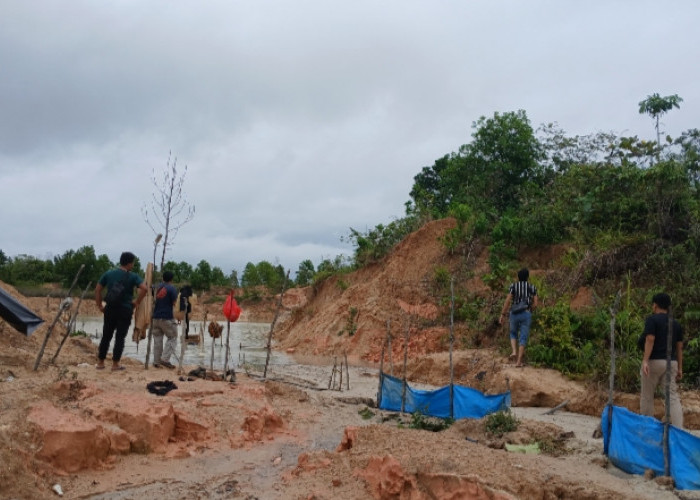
408;411;454;432
485;410;519;436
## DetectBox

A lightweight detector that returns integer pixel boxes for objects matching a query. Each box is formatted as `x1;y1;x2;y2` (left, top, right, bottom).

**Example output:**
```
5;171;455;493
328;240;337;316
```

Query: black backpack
104;271;130;307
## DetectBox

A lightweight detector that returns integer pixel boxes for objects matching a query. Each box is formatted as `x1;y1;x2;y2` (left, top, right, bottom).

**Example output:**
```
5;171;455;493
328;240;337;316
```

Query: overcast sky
1;1;699;278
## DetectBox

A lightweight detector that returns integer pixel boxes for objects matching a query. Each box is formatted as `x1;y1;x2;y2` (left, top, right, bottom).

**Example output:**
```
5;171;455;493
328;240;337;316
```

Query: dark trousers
98;305;132;362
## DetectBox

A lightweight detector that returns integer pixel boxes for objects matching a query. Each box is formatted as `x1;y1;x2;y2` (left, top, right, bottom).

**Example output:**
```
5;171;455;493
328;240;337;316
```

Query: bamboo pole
401;315;409;414
34;264;84;371
338;356;343;391
224;318;231;380
663;306;674;477
344;352;350;391
377;332;387;408
209;322;216;372
177;299;188;375
449;277;455;419
144;234;162;369
604;291;621;456
328;356;337;389
263;270;290;379
51;281;91;363
388;320;393;376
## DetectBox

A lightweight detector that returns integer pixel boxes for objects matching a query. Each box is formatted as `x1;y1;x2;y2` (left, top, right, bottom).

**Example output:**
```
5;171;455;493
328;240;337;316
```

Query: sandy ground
4;216;700;499
3;344;700;500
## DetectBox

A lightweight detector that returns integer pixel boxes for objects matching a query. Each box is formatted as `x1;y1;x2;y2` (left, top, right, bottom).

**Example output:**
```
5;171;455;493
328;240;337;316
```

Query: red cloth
223;292;241;322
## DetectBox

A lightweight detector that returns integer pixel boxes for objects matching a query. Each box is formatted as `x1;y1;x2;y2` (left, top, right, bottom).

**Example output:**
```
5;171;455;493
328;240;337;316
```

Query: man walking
152;271;178;369
499;268;538;368
640;293;684;428
95;251;147;371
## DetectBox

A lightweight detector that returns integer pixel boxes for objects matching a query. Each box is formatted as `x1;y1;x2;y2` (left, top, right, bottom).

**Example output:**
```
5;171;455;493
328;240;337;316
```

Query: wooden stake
401;315;409;413
338;356;343;391
604;291;621;457
34;265;84;371
378;333;386;407
177;303;187;375
209;321;216;372
263;270;290;379
664;305;674;477
449;276;455;419
223;319;231;381
344;352;350;391
143;262;156;369
328;356;337;389
51;281;91;364
388;320;393;376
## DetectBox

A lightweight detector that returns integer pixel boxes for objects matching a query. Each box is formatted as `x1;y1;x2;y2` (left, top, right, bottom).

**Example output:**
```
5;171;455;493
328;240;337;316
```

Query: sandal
111;366;126;371
95;364;105;370
508;354;517;362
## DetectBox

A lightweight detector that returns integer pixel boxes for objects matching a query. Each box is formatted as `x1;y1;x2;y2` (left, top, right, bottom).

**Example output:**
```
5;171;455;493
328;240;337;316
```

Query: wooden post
209;322;216;372
401;315;409;414
338;356;343;391
388;320;393;376
449;277;455;419
263;270;290;379
143;262;156;368
607;291;621;407
663;306;674;477
604;291;621;456
377;334;387;407
177;304;187;375
344;352;350;391
223;318;231;381
51;281;91;363
34;264;84;371
144;235;162;369
328;356;337;389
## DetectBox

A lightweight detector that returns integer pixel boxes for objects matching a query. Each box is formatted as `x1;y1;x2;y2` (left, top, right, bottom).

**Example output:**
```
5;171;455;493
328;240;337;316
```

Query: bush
485;410;519;436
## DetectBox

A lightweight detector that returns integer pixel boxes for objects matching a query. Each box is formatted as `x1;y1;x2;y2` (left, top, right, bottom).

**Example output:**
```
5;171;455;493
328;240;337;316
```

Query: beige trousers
640;359;683;428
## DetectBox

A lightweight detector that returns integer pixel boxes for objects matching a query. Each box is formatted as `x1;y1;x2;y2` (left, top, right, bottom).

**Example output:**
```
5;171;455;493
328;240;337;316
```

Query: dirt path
49;362;698;500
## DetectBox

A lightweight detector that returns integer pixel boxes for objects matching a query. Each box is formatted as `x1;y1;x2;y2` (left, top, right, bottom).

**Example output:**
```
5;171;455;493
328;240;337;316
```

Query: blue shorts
509;310;532;346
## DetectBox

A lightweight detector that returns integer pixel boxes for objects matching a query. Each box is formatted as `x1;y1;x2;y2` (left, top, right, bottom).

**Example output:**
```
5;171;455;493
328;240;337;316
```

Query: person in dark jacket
151;271;179;369
640;292;684;428
95;251;147;371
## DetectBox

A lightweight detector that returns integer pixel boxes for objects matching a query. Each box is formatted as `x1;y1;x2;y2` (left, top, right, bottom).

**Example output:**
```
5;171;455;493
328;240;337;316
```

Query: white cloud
1;0;699;276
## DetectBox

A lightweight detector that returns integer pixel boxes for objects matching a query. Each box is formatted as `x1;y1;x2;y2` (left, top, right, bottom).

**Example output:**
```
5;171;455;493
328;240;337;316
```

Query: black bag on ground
105;272;129;307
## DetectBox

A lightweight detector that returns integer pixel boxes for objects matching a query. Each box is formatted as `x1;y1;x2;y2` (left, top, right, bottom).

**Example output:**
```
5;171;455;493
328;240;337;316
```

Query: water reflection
76;316;290;370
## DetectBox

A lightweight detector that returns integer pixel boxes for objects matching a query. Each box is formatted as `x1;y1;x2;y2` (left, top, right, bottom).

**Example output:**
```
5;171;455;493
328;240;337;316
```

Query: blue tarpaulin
602;405;700;490
378;372;510;419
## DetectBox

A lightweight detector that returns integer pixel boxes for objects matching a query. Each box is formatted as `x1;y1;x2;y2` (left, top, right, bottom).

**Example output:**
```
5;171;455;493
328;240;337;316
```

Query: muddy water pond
76;316;290;370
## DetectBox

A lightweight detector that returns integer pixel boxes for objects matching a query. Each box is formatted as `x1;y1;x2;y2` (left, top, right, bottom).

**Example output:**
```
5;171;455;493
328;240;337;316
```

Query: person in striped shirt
498;268;538;367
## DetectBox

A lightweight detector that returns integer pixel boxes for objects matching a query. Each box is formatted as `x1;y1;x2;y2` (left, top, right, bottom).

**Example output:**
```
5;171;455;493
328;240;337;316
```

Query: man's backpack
104;272;130;307
511;298;529;314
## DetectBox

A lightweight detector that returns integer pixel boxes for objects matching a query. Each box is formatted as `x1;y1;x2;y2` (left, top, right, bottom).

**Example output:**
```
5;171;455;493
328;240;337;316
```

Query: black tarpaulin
0;286;44;336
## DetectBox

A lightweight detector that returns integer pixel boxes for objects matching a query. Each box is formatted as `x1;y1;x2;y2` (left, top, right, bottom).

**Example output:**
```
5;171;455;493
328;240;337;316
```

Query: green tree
190;260;212;290
210;266;228;286
255;261;280;289
409;110;545;217
295;259;315;286
53;245;110;289
6;255;54;284
409;154;453;217
229;269;240;288
241;262;260;288
638;93;683;148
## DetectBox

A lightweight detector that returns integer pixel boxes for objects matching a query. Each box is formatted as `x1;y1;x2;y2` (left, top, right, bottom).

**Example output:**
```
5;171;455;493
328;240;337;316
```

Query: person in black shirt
640;292;684;427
